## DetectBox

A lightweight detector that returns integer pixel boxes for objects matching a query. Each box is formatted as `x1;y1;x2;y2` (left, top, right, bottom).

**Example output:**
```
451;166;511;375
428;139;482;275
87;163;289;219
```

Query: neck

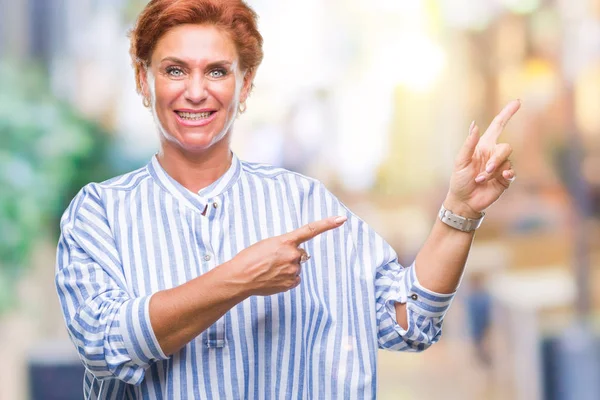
157;136;232;193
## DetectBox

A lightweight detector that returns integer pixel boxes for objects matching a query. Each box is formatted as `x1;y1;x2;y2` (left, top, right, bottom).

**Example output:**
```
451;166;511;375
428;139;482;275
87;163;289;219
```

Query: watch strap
438;204;485;232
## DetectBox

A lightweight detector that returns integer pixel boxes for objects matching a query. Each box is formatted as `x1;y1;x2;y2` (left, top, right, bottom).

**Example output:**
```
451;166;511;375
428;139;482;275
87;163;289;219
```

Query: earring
238;102;247;114
143;97;150;108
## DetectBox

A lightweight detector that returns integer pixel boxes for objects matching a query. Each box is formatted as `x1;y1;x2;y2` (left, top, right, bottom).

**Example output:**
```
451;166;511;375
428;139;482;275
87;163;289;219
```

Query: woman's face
141;24;253;152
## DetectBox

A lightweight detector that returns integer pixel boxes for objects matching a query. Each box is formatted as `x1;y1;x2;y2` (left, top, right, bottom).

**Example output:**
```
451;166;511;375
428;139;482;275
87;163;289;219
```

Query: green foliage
0;62;116;312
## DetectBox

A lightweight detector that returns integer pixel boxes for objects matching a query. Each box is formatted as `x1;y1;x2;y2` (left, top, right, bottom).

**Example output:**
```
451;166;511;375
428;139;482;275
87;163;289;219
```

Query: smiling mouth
175;111;216;120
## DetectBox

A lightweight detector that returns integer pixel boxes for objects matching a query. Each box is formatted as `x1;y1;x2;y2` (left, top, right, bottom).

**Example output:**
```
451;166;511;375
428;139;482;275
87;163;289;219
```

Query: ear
239;69;256;103
139;65;151;99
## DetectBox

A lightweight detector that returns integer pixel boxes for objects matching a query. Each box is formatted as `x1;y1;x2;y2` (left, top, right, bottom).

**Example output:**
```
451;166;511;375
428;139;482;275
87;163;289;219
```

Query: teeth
177;111;212;120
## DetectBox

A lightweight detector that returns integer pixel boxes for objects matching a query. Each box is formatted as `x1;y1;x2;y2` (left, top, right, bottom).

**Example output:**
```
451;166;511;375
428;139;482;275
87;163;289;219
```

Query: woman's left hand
444;99;521;218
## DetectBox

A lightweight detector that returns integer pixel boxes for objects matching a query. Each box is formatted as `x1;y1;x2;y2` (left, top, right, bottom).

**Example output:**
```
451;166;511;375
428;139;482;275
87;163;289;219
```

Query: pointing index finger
286;216;348;245
483;99;521;143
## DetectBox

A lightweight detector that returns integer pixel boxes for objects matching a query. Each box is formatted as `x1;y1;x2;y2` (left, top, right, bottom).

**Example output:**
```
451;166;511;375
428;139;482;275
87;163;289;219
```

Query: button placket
202;199;227;348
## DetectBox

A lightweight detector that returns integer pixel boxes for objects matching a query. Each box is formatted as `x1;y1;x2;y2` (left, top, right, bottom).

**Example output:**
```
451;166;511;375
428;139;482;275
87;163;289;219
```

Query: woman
55;0;519;398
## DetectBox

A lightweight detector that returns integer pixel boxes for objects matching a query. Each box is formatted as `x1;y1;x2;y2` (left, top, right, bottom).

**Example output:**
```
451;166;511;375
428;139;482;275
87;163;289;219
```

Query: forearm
413;218;474;292
394;197;477;328
150;260;250;356
150;216;335;355
392;100;520;333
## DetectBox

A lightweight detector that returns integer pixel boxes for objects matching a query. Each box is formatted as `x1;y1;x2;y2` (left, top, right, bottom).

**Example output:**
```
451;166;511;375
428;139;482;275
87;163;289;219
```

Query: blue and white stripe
55;153;455;399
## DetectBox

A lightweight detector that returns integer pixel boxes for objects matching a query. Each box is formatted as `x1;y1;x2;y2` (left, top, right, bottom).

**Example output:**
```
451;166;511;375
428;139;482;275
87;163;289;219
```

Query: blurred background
0;0;599;399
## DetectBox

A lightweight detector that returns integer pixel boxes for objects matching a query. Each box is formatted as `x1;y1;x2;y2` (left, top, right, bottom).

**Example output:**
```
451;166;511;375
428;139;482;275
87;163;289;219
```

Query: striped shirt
55;153;455;399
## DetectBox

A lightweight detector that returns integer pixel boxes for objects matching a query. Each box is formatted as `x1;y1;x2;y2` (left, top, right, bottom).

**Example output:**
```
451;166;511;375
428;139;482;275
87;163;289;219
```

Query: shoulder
239;159;323;190
239;158;356;214
240;159;344;206
60;166;150;229
96;165;150;191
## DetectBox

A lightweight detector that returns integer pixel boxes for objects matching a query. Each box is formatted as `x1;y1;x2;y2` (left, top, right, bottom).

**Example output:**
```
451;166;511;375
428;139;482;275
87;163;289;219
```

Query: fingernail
469;120;475;132
335;216;347;224
485;162;494;173
475;174;485;183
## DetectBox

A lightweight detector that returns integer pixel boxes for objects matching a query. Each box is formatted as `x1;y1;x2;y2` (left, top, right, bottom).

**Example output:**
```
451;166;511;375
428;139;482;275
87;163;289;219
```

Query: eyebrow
160;57;233;68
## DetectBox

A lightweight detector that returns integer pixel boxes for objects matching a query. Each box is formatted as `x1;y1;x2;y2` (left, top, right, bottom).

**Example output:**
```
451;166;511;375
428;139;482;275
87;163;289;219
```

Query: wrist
443;195;482;219
217;260;254;300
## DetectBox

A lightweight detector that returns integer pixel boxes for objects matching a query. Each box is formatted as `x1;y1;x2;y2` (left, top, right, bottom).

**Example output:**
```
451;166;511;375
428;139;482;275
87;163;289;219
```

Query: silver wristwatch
438;204;485;232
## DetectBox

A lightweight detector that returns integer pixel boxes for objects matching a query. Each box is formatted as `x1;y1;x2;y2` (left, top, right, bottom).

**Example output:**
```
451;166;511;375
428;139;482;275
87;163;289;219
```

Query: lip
175;108;216;113
173;110;218;127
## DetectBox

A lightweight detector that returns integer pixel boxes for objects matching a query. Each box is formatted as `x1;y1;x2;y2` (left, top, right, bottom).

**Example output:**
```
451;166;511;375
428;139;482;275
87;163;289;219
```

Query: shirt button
204;254;212;262
410;294;418;301
212;202;219;209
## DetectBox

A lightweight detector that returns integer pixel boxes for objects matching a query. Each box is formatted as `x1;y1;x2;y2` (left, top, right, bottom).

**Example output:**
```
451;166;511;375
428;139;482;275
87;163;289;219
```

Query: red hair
129;0;263;94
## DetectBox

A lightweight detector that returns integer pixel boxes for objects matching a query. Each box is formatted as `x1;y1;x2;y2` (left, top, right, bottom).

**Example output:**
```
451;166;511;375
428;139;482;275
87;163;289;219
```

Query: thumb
455;121;480;168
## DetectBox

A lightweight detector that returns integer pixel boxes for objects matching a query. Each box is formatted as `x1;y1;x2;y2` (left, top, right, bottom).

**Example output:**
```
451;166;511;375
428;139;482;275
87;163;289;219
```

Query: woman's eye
166;67;184;77
208;69;227;79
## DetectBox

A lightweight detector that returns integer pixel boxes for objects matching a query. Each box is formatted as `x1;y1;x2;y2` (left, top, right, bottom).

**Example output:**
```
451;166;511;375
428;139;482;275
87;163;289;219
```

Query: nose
184;73;208;104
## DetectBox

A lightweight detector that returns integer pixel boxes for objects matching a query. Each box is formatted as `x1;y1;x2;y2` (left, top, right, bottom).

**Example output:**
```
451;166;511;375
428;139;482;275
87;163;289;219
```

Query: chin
166;129;228;153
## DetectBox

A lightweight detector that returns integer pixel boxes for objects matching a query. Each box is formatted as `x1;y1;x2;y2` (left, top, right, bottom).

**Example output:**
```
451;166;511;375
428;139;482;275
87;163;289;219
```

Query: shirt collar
147;152;242;212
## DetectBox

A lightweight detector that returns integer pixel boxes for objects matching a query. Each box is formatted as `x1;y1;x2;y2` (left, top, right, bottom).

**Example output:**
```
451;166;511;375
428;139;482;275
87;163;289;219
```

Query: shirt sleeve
318;183;456;352
55;184;169;385
375;259;455;352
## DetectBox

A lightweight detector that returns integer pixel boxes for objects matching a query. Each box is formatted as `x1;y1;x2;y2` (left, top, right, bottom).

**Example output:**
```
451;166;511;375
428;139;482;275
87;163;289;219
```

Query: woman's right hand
228;216;347;296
